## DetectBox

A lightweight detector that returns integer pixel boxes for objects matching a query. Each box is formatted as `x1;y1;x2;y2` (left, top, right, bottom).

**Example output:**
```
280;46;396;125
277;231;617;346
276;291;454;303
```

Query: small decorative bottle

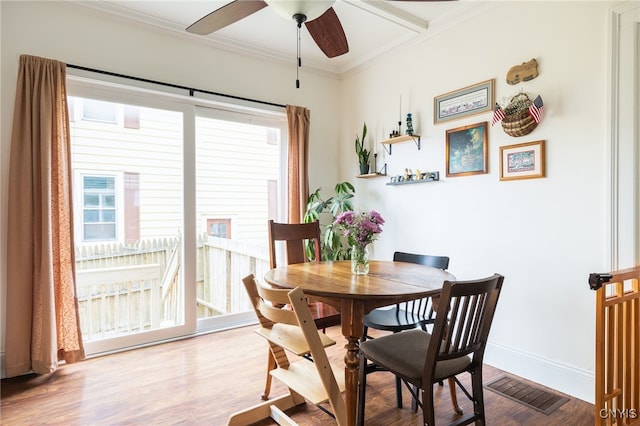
406;113;414;135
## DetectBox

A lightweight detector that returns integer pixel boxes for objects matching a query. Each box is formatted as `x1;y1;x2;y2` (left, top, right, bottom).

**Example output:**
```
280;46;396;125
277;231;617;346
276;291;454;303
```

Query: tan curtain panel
5;55;85;377
285;105;310;223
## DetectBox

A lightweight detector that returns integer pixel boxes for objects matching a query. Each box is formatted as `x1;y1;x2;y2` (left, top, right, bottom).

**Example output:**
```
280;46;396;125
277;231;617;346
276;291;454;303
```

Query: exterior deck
76;235;269;342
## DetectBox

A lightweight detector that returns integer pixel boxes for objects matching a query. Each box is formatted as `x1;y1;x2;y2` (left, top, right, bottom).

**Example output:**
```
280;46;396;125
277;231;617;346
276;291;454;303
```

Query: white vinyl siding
70;98;184;242
71;98;282;243
195;114;281;242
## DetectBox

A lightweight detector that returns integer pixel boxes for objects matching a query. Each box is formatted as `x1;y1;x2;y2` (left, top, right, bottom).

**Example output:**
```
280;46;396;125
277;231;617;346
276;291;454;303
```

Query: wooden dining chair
260;220;341;400
227;275;346;425
242;274;337;398
268;220;341;329
362;251;455;412
357;274;504;426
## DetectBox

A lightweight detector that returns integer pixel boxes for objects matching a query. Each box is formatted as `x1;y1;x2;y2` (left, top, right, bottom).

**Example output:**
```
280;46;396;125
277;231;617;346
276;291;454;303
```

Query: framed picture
434;79;494;124
500;140;546;181
446;122;488;177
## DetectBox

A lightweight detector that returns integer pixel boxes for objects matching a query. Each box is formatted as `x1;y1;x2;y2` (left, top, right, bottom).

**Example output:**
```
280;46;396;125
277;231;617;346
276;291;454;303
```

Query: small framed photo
434;79;494;124
446;122;488;177
499;140;546;181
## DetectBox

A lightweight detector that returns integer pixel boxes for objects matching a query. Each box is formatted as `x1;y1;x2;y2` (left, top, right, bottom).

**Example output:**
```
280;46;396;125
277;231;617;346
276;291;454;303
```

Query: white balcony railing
76;264;164;339
75;236;269;342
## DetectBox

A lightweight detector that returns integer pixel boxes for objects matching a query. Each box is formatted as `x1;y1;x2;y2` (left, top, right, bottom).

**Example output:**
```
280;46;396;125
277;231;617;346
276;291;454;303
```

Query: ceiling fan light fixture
265;0;336;22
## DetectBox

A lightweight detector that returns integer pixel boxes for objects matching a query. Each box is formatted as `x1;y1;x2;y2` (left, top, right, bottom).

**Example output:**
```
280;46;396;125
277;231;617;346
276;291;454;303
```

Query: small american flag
529;95;544;123
492;103;505;126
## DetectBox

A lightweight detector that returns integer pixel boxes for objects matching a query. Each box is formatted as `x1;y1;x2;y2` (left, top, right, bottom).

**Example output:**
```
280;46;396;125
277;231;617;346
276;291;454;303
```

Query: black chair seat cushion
359;329;471;385
363;308;431;332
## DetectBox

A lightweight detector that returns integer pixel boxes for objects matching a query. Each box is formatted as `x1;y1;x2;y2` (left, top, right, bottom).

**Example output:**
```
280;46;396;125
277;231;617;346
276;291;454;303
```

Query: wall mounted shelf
357;172;387;179
356;162;387;178
386;171;440;186
381;134;421;154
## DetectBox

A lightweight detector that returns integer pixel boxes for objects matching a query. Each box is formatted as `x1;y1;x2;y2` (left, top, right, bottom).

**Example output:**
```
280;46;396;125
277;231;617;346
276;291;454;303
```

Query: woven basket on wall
501;93;537;137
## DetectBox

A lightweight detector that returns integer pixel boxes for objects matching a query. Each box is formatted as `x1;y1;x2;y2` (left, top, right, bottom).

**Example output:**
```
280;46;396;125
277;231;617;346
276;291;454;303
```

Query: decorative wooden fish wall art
506;59;539;85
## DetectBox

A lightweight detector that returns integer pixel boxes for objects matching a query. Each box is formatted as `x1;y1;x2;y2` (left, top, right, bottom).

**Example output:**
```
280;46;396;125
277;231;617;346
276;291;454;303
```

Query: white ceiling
78;0;490;76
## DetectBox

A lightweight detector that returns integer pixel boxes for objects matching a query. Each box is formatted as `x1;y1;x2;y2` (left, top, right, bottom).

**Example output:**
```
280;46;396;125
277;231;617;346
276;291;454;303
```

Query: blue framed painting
445;121;488;177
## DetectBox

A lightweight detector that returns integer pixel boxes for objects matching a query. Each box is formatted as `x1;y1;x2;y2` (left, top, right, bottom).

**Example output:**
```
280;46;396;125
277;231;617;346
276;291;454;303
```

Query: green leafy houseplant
355;123;370;171
303;181;355;261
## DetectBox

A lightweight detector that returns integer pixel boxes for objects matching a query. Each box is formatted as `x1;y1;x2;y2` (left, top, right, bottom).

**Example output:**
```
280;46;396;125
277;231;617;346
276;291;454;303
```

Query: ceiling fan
186;0;453;59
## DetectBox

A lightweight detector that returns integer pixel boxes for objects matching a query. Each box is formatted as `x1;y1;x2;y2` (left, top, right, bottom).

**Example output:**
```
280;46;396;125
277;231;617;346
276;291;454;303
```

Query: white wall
339;1;621;403
0;1;342;376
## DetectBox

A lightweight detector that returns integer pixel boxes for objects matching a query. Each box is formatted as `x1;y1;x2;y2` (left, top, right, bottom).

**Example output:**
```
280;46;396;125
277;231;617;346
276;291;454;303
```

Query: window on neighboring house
82;175;117;241
266;128;278;145
267;179;278;221
207;218;231;238
82;99;117;123
68;98;75;122
124;106;140;129
124;172;140;243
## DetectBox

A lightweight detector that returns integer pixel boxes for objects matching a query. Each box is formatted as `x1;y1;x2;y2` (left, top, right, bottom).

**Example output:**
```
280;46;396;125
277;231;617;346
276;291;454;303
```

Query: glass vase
351;244;370;275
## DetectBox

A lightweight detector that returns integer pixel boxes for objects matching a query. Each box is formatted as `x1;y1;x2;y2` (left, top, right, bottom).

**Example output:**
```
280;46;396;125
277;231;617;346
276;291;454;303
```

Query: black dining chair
357;274;505;426
363;252;450;338
362;251;454;411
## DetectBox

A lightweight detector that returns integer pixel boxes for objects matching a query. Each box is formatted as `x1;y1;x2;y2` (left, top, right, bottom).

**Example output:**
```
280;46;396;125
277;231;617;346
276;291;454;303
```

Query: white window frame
68;79;195;355
74;170;124;245
205;217;233;239
194;104;288;331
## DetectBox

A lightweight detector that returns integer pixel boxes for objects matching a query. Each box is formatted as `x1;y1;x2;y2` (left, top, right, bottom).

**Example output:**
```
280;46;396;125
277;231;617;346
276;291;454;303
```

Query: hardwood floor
1;326;593;425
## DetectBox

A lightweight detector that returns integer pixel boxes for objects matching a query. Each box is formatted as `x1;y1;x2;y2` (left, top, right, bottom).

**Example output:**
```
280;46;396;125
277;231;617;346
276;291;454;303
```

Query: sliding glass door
67;77;286;355
194;108;284;330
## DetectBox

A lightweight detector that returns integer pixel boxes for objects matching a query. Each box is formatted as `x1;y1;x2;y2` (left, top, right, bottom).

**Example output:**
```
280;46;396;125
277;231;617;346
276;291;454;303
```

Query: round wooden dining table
263;260;456;426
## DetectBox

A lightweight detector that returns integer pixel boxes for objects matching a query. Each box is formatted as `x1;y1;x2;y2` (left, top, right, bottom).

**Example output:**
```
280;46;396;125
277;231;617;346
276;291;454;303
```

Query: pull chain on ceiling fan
267;1;336;88
294;13;305;88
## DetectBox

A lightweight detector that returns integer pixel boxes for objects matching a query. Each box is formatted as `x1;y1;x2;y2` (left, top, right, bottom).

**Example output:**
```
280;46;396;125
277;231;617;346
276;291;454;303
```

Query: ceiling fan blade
186;0;267;35
305;7;349;58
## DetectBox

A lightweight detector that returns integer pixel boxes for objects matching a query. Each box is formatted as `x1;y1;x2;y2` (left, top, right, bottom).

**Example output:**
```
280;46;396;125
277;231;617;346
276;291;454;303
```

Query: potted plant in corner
355;122;370;175
303;181;355;261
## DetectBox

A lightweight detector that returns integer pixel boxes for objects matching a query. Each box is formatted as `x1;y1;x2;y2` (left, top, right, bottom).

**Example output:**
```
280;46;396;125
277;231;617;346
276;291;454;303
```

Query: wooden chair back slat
391;251;449;322
257;300;298;326
268;220;321;268
254;282;299;326
393;251;450;269
243;274;274;328
426;275;503;368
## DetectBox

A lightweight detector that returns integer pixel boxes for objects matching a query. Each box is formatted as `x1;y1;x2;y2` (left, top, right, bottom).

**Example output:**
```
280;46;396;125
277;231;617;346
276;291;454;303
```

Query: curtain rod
66;64;286;109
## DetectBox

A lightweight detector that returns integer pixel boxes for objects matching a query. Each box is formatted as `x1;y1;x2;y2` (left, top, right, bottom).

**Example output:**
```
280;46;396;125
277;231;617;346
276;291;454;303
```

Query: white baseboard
484;341;594;404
